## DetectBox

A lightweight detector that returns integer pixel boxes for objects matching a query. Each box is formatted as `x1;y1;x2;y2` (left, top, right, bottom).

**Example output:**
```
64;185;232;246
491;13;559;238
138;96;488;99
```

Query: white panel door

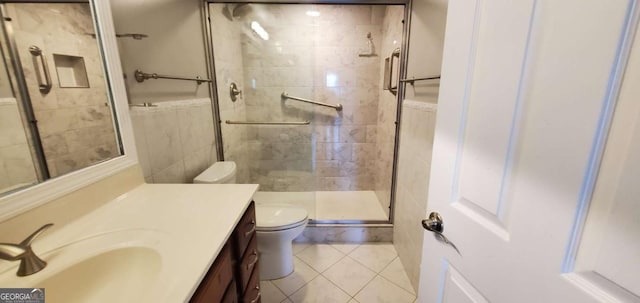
418;0;640;302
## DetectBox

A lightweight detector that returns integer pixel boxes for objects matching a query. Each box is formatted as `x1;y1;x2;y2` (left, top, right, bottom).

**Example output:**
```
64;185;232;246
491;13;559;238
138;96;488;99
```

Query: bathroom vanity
191;202;261;303
0;183;260;303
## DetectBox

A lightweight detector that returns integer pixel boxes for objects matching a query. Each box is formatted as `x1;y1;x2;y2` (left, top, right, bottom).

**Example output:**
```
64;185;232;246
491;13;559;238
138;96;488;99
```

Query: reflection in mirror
0;42;38;193
0;2;122;196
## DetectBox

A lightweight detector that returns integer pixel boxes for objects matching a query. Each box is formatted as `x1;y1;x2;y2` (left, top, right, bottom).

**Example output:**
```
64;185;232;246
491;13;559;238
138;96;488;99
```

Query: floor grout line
378;256;418;295
270;278;293;300
376;273;417;298
379;256;412;291
295;244;348;274
318;271;356;302
269;257;314;299
347;271;380;301
266;243;417;303
349;254;393;274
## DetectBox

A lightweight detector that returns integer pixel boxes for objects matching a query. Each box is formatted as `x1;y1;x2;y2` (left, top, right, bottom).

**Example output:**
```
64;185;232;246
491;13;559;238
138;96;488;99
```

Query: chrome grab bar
134;69;212;85
281;92;343;111
400;75;441;85
225;120;310;125
28;45;52;94
384;48;401;95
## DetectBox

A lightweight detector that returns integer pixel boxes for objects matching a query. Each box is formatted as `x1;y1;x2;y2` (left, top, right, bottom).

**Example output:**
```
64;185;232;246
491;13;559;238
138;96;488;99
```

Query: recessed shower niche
52;54;90;88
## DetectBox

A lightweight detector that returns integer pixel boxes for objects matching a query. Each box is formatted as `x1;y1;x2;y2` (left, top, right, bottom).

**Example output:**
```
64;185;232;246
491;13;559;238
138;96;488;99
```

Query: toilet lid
255;205;308;231
193;162;236;183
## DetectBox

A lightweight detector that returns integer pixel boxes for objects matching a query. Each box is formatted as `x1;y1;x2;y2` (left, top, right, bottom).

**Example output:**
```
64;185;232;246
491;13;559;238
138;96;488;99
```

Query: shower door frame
0;2;59;182
202;0;413;225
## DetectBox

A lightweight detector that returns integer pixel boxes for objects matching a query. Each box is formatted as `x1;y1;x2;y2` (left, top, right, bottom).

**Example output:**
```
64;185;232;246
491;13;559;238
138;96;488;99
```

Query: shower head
223;3;251;20
232;3;250;17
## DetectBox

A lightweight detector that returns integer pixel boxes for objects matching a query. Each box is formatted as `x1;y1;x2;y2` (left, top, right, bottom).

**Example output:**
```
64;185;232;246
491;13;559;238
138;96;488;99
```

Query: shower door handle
384;48;401;95
29;45;52;94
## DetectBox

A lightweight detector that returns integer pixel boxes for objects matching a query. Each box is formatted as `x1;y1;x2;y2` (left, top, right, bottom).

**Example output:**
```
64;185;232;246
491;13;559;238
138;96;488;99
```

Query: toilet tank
193;161;237;184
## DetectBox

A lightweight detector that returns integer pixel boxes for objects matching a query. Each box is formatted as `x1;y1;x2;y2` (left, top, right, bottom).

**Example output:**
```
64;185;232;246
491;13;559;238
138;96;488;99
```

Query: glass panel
210;3;404;222
0;2;122;196
0;43;38;193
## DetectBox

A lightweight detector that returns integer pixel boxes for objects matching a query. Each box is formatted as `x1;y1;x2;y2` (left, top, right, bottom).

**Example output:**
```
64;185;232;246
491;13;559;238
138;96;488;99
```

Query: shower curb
293;224;393;243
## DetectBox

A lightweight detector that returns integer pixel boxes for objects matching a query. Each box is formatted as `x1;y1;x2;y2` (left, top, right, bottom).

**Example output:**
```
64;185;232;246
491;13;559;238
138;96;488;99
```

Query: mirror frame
0;0;138;221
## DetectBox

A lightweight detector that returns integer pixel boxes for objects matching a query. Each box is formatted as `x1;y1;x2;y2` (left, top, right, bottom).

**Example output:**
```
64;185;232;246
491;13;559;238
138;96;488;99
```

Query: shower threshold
252;190;389;223
253;191;393;243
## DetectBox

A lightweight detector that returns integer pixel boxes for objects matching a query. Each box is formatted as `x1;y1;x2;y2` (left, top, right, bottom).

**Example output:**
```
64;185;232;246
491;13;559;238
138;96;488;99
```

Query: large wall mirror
0;1;123;196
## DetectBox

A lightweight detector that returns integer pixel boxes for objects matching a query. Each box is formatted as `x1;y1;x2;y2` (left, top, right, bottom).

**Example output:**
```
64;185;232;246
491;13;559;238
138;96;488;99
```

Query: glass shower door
208;3;405;223
209;3;317;219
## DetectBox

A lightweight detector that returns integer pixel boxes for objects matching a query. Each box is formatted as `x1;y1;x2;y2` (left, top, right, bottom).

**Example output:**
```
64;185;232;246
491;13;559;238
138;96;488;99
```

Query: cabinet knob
245;220;256;237
250;292;261;303
247;250;259;270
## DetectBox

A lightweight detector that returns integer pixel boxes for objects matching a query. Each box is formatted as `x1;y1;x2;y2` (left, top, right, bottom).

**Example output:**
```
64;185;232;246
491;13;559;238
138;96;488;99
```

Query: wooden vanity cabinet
190;244;235;302
191;202;261;303
232;202;261;303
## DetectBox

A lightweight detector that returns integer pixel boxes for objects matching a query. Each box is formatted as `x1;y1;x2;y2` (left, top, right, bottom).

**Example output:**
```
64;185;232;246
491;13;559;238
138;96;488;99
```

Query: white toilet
194;161;308;280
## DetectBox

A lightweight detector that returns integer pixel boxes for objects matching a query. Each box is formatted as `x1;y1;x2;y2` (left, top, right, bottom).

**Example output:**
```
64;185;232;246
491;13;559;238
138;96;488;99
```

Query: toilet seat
255;204;308;232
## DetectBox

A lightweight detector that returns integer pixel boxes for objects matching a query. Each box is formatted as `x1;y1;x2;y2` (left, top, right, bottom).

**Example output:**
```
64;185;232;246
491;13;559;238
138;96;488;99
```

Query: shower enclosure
205;2;408;223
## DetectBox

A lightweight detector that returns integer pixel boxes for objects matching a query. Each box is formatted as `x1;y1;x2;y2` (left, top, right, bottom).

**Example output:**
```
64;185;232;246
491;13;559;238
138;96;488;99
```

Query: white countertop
0;183;259;302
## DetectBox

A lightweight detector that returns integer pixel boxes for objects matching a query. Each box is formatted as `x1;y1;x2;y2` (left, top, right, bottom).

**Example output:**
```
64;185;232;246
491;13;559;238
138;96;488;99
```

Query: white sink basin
0;230;165;303
37;247;162;303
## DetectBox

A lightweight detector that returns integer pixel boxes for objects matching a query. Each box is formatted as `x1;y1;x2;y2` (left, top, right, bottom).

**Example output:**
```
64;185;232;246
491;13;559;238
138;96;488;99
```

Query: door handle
422;212;444;233
422;212;461;256
28;45;52;94
383;48;401;95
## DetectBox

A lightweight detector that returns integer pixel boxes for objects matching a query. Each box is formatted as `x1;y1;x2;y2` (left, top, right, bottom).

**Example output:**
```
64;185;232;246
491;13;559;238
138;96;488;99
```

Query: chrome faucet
0;223;53;276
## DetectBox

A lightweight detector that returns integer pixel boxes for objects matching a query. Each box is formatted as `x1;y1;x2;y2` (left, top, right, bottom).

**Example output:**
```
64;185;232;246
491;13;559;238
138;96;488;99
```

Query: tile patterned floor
261;243;416;303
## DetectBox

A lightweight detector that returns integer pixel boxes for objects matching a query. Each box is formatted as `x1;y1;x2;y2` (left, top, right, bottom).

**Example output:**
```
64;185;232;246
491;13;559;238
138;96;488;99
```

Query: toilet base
256;222;307;280
258;242;294;280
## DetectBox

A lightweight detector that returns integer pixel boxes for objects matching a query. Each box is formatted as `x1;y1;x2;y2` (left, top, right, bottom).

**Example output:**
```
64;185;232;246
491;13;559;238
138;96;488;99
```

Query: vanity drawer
232;202;256;258
238;234;259;292
190;244;233;303
242;265;261;303
222;279;238;303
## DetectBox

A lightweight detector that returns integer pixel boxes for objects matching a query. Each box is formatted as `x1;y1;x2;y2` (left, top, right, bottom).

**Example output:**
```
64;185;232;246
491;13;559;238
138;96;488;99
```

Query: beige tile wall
210;4;251;183
393;100;437;291
8;3;119;178
129;99;217;183
0;98;37;192
227;4;393;191
392;0;447;290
